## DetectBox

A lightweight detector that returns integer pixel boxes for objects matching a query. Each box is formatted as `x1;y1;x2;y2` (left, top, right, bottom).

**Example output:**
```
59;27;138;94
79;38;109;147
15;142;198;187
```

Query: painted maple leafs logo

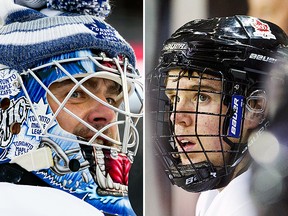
7;132;36;158
27;98;56;140
85;19;122;42
0;68;20;99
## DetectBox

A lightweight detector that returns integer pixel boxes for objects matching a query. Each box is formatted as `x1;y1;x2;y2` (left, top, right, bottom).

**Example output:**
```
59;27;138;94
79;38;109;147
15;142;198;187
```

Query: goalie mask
151;15;288;192
0;1;143;215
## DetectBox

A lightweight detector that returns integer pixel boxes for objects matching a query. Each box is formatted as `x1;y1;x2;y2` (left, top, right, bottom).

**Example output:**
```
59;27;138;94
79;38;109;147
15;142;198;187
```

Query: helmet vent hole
1;98;10;110
10;122;21;134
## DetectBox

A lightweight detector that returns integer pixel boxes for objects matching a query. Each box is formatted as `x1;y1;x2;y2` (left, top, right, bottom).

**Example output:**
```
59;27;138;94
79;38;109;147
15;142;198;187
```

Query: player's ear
244;90;267;129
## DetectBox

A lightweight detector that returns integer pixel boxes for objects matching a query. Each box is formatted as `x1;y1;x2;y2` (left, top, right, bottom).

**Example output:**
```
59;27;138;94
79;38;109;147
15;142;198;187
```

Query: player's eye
106;97;116;105
170;95;180;104
70;91;82;98
194;93;210;103
198;94;208;102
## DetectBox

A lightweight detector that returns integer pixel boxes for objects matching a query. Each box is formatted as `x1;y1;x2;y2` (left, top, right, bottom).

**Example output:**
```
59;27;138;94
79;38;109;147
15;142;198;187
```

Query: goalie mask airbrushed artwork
0;1;143;215
0;49;143;215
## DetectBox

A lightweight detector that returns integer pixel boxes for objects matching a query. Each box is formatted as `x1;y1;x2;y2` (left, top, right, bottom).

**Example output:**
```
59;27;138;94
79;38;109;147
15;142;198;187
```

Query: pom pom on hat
15;0;111;18
0;0;135;72
47;0;111;17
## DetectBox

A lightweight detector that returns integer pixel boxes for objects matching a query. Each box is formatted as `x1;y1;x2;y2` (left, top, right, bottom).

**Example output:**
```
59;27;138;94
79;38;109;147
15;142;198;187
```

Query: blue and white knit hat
0;0;135;72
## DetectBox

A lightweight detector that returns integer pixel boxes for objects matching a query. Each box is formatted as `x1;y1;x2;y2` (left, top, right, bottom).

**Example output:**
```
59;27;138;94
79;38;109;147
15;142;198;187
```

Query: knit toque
0;0;136;72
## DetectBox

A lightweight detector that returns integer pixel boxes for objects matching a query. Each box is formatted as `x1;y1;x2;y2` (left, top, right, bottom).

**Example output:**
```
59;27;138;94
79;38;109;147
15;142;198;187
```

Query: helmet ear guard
245;90;267;125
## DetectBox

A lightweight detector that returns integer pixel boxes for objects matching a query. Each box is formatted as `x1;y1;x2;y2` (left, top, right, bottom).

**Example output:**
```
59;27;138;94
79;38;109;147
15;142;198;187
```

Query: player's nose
170;96;195;127
86;95;115;128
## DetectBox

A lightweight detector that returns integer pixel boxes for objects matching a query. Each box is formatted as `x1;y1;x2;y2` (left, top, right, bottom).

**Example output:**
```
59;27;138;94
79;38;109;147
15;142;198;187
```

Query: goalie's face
47;77;122;148
165;69;230;167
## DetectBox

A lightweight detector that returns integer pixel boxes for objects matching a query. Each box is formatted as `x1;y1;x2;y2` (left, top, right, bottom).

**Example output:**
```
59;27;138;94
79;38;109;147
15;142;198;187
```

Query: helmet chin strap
169;156;248;192
9;146;53;172
169;162;220;193
9;137;91;174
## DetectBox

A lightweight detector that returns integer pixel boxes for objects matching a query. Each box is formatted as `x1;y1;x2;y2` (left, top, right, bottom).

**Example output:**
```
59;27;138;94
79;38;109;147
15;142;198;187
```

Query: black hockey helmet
152;15;288;192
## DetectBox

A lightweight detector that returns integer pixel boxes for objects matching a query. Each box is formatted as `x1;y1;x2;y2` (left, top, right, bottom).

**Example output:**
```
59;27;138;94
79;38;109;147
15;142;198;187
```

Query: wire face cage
150;67;253;192
0;51;143;215
20;53;143;156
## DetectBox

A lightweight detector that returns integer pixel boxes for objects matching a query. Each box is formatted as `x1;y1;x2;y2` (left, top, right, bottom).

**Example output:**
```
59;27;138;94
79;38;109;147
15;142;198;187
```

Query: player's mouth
176;137;197;153
86;133;118;148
